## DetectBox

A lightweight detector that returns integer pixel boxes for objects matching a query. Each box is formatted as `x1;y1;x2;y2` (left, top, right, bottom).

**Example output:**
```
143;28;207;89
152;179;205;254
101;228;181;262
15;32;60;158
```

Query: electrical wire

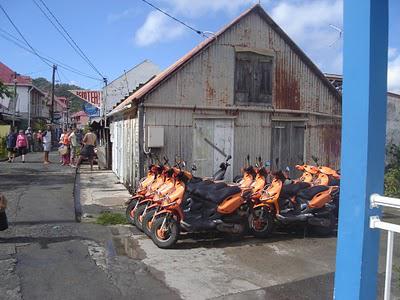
139;0;206;37
58;68;71;83
0;3;52;67
32;0;89;67
0;29;103;81
35;0;105;79
55;67;62;83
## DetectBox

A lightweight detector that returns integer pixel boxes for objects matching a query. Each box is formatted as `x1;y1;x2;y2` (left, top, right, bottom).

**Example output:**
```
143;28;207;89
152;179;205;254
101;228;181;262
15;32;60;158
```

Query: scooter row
125;156;340;248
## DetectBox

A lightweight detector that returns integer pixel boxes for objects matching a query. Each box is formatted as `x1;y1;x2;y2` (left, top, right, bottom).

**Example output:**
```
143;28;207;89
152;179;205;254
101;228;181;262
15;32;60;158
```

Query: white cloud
107;8;138;23
265;0;343;74
134;0;258;47
389;47;398;60
271;0;342;48
134;11;186;46
388;52;400;93
164;0;255;18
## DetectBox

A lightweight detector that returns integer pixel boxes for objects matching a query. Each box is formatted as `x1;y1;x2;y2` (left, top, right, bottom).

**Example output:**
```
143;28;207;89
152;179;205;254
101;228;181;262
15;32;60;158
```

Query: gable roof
0;61;32;85
111;4;340;115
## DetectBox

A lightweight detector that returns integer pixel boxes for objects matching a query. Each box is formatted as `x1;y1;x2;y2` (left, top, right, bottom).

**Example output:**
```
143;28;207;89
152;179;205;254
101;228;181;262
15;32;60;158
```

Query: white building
103;60;160;114
0;61;48;126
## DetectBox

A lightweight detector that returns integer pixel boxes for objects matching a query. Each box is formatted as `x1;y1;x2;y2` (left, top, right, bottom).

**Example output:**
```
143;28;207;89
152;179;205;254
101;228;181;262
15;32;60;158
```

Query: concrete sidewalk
77;165;131;217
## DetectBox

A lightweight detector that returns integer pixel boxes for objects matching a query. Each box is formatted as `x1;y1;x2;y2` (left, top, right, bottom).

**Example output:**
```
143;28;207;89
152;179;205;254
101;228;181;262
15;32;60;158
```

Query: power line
32;0;90;68
32;0;100;78
0;3;52;67
139;0;206;37
58;68;71;83
56;67;62;83
35;0;105;79
0;29;103;81
0;31;101;81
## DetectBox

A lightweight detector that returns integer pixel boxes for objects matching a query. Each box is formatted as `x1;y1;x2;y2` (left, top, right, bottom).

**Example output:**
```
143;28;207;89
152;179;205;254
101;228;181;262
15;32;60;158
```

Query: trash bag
0;210;8;231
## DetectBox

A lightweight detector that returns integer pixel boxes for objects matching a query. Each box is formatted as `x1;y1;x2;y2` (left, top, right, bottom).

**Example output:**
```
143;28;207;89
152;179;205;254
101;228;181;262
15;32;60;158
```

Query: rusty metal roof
111;4;341;115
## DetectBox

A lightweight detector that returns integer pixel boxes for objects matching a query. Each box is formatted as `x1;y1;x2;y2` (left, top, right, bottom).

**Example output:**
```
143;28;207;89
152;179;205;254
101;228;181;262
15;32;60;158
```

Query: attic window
234;51;273;105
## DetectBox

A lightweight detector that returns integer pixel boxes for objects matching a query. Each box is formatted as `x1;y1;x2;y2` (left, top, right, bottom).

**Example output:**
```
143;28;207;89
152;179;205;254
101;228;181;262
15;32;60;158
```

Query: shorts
43;143;51;152
17;147;28;155
80;145;95;159
6;148;15;153
70;146;78;159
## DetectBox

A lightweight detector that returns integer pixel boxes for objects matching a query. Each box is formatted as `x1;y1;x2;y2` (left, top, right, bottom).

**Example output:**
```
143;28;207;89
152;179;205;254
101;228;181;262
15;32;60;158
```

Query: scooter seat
186;180;213;194
206;186;241;204
297;185;329;200
280;182;311;198
192;182;227;198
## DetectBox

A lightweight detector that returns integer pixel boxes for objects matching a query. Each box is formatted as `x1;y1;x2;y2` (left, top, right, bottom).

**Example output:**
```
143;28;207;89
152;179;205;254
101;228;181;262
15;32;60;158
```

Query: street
1;152;399;300
0;152;178;300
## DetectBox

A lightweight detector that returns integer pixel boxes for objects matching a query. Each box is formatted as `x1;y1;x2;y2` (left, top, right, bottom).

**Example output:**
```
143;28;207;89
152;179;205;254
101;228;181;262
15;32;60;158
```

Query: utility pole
50;64;57;124
66;99;70;129
11;72;17;128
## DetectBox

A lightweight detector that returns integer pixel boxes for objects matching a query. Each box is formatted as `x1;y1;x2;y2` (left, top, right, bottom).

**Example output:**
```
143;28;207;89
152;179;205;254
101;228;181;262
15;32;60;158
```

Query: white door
193;119;234;181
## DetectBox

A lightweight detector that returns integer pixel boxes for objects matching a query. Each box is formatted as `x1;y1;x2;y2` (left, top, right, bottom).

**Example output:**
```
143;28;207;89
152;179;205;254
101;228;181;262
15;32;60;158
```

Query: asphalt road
1;152;399;300
0;152;179;300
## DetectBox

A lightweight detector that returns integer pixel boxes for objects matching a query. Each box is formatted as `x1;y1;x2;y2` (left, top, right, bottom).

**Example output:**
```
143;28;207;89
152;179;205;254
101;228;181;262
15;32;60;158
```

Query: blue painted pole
334;1;388;299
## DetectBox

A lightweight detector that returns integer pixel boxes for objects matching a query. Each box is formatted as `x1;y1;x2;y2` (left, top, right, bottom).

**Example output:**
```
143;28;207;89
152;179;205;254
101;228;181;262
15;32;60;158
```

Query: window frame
234;49;274;106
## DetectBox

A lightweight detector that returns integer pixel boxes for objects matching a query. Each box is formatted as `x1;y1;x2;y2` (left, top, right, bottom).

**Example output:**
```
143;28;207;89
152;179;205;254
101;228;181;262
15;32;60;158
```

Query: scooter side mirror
226;155;232;161
191;164;197;171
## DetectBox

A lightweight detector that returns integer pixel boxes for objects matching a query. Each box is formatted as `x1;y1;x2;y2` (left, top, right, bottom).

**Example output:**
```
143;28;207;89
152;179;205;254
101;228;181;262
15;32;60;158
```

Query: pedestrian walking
0;193;8;231
16;130;28;163
6;127;17;163
61;128;71;166
25;127;33;152
68;127;78;167
42;125;52;164
76;127;97;171
34;130;43;152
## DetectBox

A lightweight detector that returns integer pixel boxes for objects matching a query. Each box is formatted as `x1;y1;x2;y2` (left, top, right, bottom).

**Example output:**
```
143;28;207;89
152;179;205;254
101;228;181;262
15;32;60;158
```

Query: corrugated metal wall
110;9;343;184
145;11;339;113
142;10;341;175
110;111;139;189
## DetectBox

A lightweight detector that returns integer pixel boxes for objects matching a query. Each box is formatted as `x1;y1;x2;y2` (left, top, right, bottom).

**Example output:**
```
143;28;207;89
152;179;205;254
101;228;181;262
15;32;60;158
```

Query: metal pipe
142;103;342;119
138;102;145;180
28;86;34;128
108;102;341;119
370;193;400;210
384;231;394;300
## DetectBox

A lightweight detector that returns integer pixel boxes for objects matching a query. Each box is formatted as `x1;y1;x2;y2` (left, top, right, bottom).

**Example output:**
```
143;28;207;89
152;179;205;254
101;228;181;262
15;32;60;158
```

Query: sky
0;0;399;92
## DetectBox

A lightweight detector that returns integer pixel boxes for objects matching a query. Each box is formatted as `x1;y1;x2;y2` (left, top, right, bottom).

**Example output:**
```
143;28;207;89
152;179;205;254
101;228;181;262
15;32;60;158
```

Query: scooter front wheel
142;208;157;237
133;204;148;231
151;216;179;249
125;200;138;225
249;208;274;238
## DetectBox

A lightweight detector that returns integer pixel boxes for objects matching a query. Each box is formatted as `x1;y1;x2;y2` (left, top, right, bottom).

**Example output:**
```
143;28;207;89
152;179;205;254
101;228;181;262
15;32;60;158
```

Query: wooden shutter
235;51;273;105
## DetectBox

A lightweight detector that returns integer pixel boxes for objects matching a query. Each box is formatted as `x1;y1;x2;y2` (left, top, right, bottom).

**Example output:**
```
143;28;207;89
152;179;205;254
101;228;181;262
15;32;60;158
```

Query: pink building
71;111;89;129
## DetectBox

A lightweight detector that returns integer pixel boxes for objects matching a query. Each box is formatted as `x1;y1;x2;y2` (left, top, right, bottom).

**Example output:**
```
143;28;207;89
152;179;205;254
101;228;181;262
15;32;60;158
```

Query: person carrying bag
0;193;8;231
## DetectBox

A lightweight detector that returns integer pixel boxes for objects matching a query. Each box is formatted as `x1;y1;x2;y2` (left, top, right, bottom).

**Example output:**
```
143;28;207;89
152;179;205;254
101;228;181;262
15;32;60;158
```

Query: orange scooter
150;173;253;248
133;166;177;230
249;171;339;237
125;164;164;224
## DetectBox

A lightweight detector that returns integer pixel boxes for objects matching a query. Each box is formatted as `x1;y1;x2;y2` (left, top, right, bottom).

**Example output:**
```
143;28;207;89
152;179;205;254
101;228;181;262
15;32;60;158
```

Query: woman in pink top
16;130;29;163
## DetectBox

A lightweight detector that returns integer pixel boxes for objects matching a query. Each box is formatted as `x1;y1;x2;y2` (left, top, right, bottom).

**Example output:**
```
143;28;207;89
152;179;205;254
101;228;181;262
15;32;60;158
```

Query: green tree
0;80;12;99
32;77;87;113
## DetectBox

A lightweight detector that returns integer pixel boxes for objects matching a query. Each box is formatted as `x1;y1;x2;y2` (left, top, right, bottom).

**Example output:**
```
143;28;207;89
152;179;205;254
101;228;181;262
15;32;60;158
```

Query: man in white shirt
42;125;52;164
68;127;78;166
